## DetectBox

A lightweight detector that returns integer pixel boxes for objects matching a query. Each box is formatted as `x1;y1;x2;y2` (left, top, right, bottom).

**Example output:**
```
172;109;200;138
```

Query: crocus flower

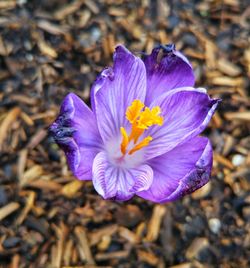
49;44;219;203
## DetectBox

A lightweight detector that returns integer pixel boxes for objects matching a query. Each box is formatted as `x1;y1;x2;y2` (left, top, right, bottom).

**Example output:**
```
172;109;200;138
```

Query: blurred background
0;0;249;267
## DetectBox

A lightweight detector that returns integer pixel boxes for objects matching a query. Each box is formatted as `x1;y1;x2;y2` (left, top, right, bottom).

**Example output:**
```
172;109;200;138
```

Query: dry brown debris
0;0;249;267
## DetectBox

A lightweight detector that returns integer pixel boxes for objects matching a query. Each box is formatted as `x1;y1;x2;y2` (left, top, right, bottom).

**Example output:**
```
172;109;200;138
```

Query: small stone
26;54;33;62
0;186;8;206
17;0;27;5
24;216;50;238
3;237;21;249
91;27;101;42
198;247;218;263
208;218;221;234
115;205;143;228
182;33;197;47
185;215;206;238
232;154;245;166
168;15;179;29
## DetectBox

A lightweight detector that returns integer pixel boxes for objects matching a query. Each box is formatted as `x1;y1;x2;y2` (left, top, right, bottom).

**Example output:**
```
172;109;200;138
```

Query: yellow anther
120;127;129;155
128;136;153;155
137;106;164;129
126;99;144;123
120;100;164;156
151;106;164;126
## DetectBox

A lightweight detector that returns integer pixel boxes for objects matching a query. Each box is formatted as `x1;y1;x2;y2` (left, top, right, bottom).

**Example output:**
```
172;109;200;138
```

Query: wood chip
97;235;111;251
118;226;140;244
17;149;28;182
214;153;235;170
63;239;74;266
95;250;130;261
61;180;84;198
54;0;84;20
20;165;44;187
217;58;241;76
38;40;58;59
145;205;166;242
16;191;36;225
0;107;20;150
185;237;209;259
224;111;250;121
74;226;95;265
37;20;68;35
211;77;244;87
20;112;34;126
52;222;68;268
10;254;20;268
192;181;212;199
26;179;62;191
0;1;16;10
9;95;38;105
89;225;118;246
0;202;20;221
137;250;159;266
27;129;47;149
84;0;99;14
0;35;8;56
205;41;217;69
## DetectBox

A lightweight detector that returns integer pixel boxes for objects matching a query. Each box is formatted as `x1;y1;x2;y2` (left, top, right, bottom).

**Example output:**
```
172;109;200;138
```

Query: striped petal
92;45;147;144
92;151;153;201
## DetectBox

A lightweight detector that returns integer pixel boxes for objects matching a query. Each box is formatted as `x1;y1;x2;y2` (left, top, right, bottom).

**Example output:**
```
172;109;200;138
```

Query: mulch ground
0;0;249;267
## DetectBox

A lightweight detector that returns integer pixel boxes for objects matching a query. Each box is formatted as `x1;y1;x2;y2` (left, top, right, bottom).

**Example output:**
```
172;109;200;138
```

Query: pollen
137;106;164;129
126;99;144;123
120;100;164;155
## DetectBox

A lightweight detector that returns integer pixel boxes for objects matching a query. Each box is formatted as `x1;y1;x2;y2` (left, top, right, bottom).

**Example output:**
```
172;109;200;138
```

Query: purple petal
90;67;114;112
92;151;153;201
143;44;195;104
144;87;220;160
137;136;212;203
92;45;147;143
49;93;102;180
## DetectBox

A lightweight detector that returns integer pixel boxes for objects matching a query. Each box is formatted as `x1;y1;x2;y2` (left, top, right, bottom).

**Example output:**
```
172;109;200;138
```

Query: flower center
120;100;164;156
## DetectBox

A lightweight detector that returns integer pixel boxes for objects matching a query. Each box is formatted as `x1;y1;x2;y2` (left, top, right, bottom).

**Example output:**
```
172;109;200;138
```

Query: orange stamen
120;127;129;155
120;100;164;156
128;136;153;155
129;123;144;144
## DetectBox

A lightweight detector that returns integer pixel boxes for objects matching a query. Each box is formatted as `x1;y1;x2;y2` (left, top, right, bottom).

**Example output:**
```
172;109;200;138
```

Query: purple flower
49;44;219;203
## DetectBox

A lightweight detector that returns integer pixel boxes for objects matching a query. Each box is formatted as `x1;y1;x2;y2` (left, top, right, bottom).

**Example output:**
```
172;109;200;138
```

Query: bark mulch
0;0;249;267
